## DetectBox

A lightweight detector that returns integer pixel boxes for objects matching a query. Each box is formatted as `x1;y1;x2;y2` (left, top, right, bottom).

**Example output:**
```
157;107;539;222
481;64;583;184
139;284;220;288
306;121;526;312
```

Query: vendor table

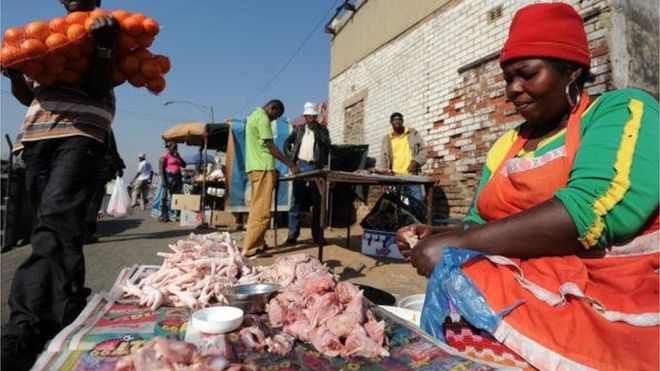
33;265;495;370
275;170;434;261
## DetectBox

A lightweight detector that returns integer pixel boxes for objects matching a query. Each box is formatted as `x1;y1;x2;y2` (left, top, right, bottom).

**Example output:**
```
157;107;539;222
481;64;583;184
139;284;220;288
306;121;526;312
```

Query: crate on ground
171;194;200;211
361;229;405;260
180;210;211;227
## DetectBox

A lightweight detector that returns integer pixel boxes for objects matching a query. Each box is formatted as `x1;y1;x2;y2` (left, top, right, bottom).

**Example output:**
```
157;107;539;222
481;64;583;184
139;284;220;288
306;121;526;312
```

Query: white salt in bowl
192;306;244;334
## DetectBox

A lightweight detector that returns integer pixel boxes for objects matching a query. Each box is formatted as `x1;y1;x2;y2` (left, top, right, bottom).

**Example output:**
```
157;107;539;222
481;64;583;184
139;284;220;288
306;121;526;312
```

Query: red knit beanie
500;2;590;68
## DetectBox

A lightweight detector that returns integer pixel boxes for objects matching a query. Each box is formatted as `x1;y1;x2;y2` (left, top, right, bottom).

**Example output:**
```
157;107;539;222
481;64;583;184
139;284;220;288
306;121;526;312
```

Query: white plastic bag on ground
106;176;132;218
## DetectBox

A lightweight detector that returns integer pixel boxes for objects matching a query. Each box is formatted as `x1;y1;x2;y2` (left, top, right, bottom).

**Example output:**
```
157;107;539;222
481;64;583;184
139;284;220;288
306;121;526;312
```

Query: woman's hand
411;232;464;277
395;224;433;261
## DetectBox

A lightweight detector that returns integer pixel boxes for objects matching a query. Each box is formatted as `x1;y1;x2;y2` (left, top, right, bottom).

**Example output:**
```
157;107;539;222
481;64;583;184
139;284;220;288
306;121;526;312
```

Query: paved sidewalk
1;209;428;323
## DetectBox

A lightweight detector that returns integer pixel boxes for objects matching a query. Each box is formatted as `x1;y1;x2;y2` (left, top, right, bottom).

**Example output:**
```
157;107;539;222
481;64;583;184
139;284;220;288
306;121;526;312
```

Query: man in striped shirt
1;1;121;369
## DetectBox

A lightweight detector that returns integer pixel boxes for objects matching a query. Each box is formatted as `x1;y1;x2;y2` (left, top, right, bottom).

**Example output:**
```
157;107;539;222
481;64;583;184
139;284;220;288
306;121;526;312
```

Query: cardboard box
171;194;201;211
180;210;212;227
361;229;405;260
211;210;236;227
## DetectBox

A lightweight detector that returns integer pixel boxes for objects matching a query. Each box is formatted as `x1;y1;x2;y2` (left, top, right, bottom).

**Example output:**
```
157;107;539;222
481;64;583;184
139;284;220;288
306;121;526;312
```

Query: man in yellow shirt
380;112;428;199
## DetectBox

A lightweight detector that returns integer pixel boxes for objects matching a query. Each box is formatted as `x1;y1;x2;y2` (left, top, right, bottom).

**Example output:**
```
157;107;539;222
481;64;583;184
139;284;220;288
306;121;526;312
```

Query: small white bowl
398;294;426;312
192;306;244;334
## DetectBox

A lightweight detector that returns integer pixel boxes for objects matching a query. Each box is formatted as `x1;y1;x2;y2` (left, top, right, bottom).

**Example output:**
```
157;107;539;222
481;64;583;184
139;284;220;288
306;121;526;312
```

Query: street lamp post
162;100;215;230
163;100;215;123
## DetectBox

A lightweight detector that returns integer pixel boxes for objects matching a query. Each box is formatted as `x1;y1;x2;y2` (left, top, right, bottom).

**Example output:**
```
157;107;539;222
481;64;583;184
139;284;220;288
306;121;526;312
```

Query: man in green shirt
244;99;299;256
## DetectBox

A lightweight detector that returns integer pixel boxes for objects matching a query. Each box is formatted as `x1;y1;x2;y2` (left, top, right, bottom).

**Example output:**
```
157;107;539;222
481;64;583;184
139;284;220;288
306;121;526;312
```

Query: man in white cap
283;102;331;245
131;152;153;210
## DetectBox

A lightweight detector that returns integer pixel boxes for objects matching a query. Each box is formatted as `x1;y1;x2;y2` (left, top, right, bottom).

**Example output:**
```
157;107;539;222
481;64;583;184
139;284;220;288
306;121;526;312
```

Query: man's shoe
284;237;298;246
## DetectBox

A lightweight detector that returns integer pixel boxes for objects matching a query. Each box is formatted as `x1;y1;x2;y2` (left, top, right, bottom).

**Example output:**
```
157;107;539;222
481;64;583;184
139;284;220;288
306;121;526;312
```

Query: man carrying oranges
1;1;120;369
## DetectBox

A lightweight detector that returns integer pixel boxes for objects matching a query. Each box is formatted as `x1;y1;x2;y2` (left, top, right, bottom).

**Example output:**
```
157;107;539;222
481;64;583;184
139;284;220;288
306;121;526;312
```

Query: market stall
275;170;434;262
162;122;230;225
32;233;496;370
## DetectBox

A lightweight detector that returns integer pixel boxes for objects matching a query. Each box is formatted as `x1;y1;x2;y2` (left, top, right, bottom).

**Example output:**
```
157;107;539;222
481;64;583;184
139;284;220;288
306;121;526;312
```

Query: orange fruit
110;10;130;22
119;54;140;76
45;33;69;50
71;56;90;73
122;16;143;37
48;18;69;34
81;37;94;53
58;69;81;85
67;46;82;59
135;34;154;48
117;33;137;50
20;38;48;58
65;11;89;25
140;59;161;79
24;60;45;75
128;73;147;87
3;28;24;45
25;21;50;42
45;53;67;74
142;18;159;37
0;46;19;67
89;9;108;19
112;68;126;85
36;72;58;86
84;17;95;31
132;48;152;61
147;75;165;94
154;55;170;74
130;13;147;23
66;24;87;43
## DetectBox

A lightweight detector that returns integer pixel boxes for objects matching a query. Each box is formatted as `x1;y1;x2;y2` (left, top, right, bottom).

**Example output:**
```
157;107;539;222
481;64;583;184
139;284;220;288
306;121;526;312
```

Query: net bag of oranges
0;10;170;94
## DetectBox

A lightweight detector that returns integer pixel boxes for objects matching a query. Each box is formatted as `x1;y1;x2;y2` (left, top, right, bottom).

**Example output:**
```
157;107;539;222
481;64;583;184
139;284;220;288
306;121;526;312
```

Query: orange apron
464;94;659;370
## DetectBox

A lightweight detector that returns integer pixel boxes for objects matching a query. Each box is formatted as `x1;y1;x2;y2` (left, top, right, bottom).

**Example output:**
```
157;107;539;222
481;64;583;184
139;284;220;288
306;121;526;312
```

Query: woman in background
157;141;186;222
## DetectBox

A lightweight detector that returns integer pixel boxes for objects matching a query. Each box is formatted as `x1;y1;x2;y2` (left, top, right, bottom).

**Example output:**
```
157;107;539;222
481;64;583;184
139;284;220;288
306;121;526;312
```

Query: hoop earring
565;80;580;111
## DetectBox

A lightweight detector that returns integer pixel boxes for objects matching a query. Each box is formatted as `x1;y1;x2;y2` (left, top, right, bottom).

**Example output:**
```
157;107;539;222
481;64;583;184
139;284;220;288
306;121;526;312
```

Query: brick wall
328;0;612;220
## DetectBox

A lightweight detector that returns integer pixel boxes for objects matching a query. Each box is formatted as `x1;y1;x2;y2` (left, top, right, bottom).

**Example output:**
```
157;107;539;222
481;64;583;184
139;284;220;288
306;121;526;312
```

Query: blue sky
1;0;338;176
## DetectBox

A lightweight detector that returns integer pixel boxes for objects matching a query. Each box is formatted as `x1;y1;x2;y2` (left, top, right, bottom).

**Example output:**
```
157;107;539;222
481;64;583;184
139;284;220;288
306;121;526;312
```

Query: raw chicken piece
239;326;267;351
328;291;364;338
304;292;340;328
343;327;389;358
122;233;249;310
309;327;344;358
265;333;296;355
266;297;285;327
283;318;313;341
364;318;386;345
335;281;360;305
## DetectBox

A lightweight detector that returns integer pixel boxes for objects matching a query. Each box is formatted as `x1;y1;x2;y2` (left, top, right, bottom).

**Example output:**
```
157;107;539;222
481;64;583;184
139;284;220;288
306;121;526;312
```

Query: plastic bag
106;176;132;218
360;187;427;231
421;248;510;342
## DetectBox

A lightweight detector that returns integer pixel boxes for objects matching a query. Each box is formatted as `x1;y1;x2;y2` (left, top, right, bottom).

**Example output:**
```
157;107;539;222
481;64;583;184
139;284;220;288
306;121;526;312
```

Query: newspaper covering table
33;266;498;371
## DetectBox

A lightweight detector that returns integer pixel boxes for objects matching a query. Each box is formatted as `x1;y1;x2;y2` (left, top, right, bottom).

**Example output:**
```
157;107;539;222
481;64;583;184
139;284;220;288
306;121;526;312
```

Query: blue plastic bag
420;247;514;342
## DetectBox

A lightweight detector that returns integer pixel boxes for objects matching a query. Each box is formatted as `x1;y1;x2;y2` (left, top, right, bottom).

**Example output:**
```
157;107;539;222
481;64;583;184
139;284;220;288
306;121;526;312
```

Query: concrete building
326;0;659;220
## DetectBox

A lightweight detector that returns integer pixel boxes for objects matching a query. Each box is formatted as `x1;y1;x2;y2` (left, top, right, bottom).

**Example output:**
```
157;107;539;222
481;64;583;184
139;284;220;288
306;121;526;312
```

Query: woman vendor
396;3;659;370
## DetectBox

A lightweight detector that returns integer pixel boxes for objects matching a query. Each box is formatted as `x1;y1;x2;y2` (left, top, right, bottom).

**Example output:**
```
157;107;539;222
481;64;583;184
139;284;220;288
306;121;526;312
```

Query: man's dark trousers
5;136;103;347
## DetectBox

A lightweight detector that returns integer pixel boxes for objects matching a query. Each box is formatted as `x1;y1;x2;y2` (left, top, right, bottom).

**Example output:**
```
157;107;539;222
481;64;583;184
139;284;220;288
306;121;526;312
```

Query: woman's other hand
411;232;464;277
395;224;433;261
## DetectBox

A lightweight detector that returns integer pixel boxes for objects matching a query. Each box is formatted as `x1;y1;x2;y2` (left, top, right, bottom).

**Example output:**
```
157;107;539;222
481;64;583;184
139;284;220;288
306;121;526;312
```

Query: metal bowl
226;283;280;314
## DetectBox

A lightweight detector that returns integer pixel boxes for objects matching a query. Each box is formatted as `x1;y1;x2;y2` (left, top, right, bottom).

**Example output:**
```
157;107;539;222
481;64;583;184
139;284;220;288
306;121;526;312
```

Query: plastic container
191;306;243;334
398;294;425;312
